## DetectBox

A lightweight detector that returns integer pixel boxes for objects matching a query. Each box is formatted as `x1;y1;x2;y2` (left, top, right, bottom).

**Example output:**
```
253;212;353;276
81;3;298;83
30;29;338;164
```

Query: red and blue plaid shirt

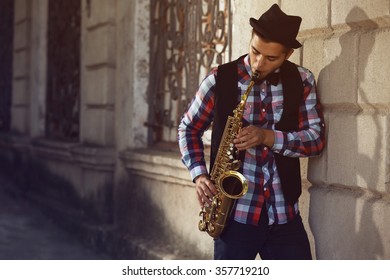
178;55;325;225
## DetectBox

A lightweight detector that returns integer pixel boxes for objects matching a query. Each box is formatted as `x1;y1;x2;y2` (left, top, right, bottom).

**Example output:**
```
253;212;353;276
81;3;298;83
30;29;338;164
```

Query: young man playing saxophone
178;4;325;260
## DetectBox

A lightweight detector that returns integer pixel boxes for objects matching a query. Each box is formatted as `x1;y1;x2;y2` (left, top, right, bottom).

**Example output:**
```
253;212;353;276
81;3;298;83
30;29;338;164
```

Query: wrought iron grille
0;0;14;132
46;0;81;141
148;0;231;143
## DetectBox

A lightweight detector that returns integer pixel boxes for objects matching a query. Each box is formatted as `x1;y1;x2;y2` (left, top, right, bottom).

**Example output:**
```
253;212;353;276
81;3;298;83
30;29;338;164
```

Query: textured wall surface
279;0;390;259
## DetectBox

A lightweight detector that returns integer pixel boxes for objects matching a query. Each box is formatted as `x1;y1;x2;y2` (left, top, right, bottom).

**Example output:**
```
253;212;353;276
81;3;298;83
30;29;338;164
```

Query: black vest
210;56;304;204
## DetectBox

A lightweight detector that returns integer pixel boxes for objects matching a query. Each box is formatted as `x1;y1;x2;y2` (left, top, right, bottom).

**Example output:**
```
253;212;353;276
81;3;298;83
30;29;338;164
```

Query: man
178;4;325;260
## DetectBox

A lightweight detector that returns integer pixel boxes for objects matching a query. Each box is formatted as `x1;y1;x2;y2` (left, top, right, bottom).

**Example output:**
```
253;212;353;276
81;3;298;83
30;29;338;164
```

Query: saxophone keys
231;160;241;170
207;223;215;233
198;220;207;232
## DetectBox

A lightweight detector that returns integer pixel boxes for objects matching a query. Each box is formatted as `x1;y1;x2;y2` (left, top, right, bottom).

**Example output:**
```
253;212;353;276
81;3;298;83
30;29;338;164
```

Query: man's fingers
197;193;203;207
234;125;266;150
197;187;211;207
204;180;218;195
195;176;218;207
202;186;214;200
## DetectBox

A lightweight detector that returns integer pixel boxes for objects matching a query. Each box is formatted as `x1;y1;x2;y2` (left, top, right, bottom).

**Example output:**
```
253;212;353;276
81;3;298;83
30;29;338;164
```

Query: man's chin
257;72;267;79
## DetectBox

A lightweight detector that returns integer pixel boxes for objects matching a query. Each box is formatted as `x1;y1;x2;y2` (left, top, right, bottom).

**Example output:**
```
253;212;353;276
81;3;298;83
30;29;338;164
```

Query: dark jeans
214;209;312;260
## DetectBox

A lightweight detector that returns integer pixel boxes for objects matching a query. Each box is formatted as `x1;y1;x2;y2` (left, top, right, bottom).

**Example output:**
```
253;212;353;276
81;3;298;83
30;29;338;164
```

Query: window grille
0;0;14;132
46;0;81;141
148;0;232;143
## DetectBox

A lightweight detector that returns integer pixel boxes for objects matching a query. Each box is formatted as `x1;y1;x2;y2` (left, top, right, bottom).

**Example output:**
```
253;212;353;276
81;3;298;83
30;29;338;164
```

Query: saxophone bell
217;170;248;199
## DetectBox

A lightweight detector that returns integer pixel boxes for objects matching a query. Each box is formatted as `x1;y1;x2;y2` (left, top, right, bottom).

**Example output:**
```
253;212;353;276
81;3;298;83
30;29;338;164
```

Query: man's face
249;33;293;79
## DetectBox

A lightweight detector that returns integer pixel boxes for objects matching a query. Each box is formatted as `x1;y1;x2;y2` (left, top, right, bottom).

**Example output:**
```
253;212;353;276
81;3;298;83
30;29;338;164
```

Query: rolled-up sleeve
272;70;325;157
178;69;217;180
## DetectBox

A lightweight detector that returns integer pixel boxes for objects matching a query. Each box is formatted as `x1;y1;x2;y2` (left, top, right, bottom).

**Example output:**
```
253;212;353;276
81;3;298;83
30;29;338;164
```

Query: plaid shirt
178;55;325;225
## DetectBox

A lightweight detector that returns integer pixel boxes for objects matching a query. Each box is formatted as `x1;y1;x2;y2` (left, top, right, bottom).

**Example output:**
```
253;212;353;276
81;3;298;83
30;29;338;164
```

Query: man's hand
233;125;275;150
195;174;218;207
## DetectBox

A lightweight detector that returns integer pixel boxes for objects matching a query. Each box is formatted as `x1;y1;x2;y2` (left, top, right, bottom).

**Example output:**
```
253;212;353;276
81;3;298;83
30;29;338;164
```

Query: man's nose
255;54;265;69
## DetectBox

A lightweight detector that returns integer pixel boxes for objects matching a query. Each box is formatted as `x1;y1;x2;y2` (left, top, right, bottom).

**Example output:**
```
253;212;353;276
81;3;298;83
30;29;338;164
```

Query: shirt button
263;147;268;151
262;108;266;112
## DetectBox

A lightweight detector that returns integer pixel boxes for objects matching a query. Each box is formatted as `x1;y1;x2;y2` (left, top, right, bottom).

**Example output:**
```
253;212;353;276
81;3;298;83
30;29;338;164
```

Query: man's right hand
195;174;218;207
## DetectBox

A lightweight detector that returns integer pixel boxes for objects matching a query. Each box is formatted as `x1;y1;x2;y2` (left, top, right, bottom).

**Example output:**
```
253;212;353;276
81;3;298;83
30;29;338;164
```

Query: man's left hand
233;125;275;150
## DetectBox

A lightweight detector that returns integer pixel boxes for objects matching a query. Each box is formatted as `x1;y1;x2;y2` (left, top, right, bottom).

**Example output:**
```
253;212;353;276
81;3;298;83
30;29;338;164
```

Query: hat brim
250;17;302;49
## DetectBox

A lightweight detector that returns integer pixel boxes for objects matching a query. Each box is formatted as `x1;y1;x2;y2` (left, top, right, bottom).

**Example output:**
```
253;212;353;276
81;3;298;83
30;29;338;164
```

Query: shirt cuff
271;130;286;154
190;164;209;182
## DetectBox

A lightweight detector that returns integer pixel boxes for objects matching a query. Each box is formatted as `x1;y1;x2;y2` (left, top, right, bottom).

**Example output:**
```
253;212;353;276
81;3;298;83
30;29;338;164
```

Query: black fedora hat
249;4;302;48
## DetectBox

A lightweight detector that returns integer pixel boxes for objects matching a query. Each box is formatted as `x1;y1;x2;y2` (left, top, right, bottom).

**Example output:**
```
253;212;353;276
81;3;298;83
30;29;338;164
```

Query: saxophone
198;71;260;239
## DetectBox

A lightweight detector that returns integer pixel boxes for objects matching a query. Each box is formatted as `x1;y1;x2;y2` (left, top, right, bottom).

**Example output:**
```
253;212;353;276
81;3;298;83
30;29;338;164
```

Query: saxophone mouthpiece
251;71;261;83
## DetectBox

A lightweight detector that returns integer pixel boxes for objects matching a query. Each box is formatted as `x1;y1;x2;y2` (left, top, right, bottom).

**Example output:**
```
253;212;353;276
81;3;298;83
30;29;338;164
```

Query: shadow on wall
310;6;384;259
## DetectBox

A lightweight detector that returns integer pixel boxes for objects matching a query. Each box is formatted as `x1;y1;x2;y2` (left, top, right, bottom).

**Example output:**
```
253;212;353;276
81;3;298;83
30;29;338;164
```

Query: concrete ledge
31;138;79;162
30;138;115;171
119;148;194;187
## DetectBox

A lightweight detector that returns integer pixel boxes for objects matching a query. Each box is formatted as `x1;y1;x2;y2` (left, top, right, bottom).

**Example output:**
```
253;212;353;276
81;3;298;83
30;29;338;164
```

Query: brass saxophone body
198;71;260;239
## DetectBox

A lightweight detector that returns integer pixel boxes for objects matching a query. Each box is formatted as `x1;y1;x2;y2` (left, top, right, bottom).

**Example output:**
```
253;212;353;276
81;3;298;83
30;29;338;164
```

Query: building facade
0;0;390;259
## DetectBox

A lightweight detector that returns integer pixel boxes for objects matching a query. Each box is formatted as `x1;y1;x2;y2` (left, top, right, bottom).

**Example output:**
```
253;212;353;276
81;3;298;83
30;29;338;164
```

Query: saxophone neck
242;71;260;101
233;73;259;117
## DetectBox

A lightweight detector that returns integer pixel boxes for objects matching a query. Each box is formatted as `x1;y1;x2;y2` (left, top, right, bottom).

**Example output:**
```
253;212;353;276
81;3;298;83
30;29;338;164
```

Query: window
147;0;231;144
46;0;81;141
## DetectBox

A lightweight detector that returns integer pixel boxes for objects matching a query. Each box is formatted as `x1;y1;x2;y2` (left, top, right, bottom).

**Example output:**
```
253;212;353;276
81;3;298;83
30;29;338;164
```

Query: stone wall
81;0;116;146
285;0;390;259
